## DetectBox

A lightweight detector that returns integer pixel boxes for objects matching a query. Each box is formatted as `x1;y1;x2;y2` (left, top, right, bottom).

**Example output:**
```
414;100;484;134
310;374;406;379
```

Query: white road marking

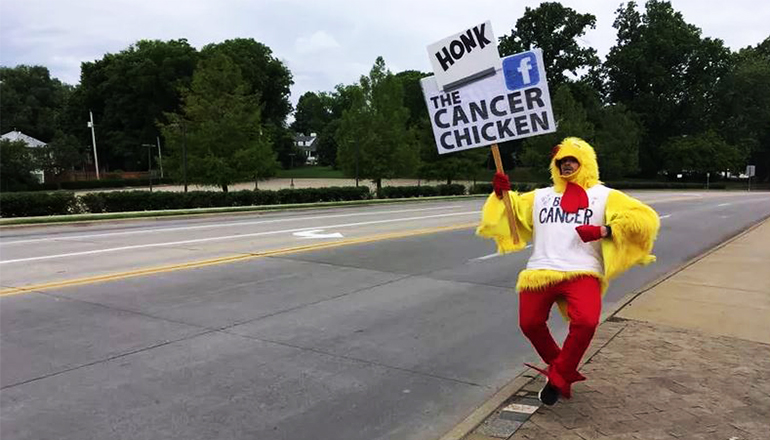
660;214;672;219
474;253;501;261
0;205;464;245
0;211;477;264
717;203;731;207
292;230;344;239
472;244;531;260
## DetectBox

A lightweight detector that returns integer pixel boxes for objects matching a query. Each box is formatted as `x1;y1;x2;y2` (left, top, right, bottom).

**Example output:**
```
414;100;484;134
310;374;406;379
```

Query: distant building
293;132;318;165
1;130;47;183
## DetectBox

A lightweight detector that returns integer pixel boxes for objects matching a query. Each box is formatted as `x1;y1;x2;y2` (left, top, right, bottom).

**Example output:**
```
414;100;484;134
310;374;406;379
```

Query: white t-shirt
526;184;611;274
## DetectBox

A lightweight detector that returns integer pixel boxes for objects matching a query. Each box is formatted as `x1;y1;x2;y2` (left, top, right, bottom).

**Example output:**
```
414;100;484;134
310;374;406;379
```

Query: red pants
519;276;602;398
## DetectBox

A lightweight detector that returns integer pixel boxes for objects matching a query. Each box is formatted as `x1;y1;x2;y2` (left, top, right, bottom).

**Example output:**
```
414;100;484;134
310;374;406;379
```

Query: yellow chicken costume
476;137;659;404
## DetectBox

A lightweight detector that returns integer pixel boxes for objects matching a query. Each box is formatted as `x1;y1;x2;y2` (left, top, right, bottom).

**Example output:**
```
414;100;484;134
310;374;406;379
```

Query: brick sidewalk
508;320;770;440
465;218;770;440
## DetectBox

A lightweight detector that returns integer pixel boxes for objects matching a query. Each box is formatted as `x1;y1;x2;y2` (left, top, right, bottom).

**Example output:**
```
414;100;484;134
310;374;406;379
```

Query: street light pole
88;111;100;179
182;122;188;193
289;152;295;189
156;136;164;178
355;138;360;188
142;143;155;192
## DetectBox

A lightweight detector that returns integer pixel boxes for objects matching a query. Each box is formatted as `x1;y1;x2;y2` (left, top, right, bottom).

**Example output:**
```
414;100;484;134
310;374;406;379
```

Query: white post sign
427;20;500;91
746;165;755;177
421;48;556;154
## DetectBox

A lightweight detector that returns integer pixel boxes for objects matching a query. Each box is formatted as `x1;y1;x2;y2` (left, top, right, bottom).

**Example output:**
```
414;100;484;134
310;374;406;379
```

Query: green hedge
468;182;541;194
0;180;730;218
0;192;81;217
23;178;176;192
377;184;465;199
79;186;370;213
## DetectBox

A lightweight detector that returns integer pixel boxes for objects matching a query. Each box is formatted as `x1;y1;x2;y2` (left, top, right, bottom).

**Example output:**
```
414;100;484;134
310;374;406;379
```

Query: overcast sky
2;0;768;110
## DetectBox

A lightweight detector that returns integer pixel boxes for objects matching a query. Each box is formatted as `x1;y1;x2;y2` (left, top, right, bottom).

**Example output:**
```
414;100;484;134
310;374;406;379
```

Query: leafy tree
160;54;276;192
714;37;770;181
394;69;489;184
335;57;419;191
0;65;71;142
592;105;642;180
76;39;199;171
661;131;745;175
395;70;431;126
290;91;333;135
521;85;595;179
33;131;86;184
0;139;39;191
603;1;732;176
201;39;295;172
315;119;340;166
200;38;293;128
498;2;600;88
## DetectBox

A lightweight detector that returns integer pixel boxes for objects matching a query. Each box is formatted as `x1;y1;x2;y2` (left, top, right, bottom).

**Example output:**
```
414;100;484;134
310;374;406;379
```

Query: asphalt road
1;191;769;440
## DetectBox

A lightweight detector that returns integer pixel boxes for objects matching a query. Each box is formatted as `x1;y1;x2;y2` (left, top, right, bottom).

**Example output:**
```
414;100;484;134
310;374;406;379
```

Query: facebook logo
503;52;540;90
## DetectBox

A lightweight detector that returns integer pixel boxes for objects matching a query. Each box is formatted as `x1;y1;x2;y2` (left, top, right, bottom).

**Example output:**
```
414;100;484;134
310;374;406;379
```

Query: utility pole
142;144;156;192
182;122;188;192
355;138;360;187
156;136;164;178
289;152;296;189
87;111;100;179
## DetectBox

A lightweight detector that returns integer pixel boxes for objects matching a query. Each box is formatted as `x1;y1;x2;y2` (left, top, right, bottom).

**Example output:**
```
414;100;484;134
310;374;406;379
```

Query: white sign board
746;165;756;177
427;20;499;91
421;49;556;154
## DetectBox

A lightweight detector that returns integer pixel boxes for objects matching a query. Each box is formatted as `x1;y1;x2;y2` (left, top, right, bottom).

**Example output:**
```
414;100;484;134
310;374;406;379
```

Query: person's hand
492;172;511;199
575;225;605;242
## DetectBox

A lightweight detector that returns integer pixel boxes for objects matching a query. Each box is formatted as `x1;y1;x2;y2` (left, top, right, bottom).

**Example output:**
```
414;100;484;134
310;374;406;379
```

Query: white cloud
295;31;340;55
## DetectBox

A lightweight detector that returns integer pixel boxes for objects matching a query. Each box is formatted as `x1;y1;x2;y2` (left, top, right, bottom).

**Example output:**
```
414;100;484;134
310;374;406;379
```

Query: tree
592;105;642;180
714;37;770;181
76;39;199;171
521;85;595;179
201;39;295;172
160;54;277;192
0;65;71;142
290;91;333;135
603;1;732;176
200;39;293;128
0;139;38;191
498;2;600;88
33;131;86;185
335;57;419;191
315;119;340;167
661;131;744;176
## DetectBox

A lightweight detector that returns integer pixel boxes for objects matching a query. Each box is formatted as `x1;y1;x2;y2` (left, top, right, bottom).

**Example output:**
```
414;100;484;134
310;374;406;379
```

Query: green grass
275;166;347;179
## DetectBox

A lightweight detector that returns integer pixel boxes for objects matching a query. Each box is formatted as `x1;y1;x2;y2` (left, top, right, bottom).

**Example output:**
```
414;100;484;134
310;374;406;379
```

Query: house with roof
293;132;318;165
1;130;47;183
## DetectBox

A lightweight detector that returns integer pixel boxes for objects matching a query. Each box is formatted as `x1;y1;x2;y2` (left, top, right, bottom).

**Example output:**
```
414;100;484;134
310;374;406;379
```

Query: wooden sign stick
491;143;519;245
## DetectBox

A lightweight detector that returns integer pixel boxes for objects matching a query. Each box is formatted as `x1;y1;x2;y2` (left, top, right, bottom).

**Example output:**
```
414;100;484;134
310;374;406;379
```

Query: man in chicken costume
477;137;660;405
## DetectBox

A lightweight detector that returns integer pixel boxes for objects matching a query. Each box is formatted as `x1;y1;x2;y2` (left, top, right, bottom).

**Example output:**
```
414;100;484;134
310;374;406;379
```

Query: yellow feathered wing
602;189;660;280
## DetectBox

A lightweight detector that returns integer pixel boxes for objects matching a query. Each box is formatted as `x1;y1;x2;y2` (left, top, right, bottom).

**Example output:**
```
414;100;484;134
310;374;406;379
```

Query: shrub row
24;178;176;192
377;184;465;199
80;187;371;213
0;180;724;218
0;186;369;217
0;192;80;217
468;182;542;194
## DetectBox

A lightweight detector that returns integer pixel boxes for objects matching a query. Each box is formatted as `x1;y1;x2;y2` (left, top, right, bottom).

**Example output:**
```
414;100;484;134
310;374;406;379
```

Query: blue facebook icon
503;52;540;91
